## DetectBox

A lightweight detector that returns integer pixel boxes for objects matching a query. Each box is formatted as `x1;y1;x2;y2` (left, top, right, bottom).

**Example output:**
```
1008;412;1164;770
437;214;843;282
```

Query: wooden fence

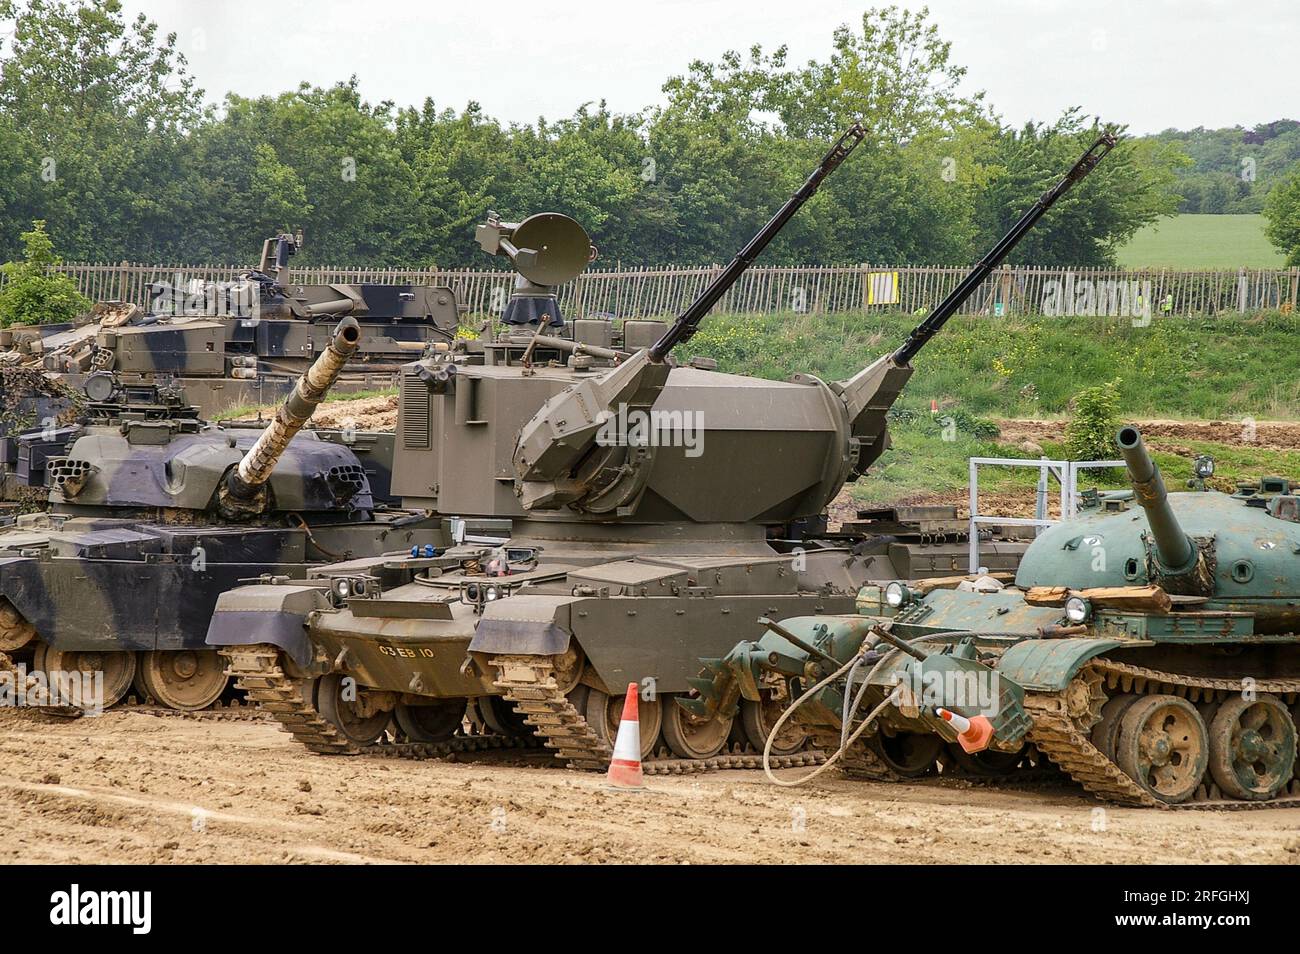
5;262;1298;319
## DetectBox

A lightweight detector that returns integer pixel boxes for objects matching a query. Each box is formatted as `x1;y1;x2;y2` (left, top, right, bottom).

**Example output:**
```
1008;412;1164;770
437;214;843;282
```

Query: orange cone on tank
606;682;645;789
935;706;995;754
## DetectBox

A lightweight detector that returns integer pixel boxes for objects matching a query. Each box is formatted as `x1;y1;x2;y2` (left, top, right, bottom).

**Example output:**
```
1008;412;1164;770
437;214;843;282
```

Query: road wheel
477;694;531;738
741;696;808;757
316;673;391;746
0;599;36;652
36;645;136;709
1090;693;1141;761
138;650;228;711
1208;693;1296;801
1115;694;1208;804
586;688;661;759
395;699;467;742
662;694;733;760
868;730;942;778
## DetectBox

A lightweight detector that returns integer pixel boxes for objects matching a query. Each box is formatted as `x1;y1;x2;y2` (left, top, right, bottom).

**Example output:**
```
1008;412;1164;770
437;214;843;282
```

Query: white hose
761;649;899;788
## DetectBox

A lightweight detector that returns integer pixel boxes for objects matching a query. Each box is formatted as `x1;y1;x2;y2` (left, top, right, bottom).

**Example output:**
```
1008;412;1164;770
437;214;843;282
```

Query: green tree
974;112;1183;266
778;5;989;142
0;0;205;260
1264;169;1300;266
0;220;91;326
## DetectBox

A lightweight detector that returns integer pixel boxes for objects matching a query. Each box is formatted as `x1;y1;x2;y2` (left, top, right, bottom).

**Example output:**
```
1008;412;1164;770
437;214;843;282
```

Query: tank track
1027;658;1300;810
116;697;266;723
221;644;531;758
487;653;826;775
224;646;823;775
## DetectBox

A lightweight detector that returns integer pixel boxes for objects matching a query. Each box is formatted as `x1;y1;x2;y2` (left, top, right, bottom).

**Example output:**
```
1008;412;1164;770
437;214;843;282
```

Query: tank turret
393;128;1117;532
0;230;462;430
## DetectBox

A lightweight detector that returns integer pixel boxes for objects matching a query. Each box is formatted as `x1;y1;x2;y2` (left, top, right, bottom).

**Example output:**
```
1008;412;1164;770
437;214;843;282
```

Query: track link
221;644;530;759
1027;659;1300;810
488;653;825;774
221;645;358;753
489;654;612;769
117;697;267;722
222;646;824;774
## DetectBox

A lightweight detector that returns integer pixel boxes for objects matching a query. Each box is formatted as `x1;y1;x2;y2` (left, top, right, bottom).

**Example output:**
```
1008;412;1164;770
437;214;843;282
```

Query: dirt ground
997;417;1300;450
3;707;1297;865
236;395;400;431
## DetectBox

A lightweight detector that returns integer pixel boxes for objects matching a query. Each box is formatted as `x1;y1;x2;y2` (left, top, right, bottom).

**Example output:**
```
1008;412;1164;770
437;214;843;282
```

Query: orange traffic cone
606;682;645;790
935;706;995;754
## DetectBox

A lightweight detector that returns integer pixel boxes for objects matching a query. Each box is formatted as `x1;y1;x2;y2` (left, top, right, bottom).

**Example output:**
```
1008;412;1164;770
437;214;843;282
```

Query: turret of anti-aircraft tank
694;423;1300;807
207;127;1117;771
0;230;462;422
0;317;445;713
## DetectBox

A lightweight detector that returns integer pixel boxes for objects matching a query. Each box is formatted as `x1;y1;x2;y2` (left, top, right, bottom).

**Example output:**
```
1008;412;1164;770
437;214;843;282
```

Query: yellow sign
867;271;899;305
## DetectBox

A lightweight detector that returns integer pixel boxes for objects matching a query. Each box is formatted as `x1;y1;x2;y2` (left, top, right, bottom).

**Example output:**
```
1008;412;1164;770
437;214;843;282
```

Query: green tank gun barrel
891;131;1116;366
1116;425;1196;573
226;317;361;501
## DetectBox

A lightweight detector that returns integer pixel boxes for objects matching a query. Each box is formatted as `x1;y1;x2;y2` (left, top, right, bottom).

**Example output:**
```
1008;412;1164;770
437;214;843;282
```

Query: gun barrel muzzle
1116;425;1195;573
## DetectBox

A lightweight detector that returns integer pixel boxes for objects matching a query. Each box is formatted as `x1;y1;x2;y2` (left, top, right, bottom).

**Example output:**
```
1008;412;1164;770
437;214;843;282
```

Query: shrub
0;221;91;327
1065;379;1122;461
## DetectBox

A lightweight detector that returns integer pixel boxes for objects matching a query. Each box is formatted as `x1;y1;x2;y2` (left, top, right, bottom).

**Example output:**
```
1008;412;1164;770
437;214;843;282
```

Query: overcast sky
119;0;1293;135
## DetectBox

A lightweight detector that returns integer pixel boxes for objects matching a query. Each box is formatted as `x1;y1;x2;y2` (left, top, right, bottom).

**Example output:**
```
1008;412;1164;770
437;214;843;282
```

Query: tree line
1147;120;1300;215
0;0;1212;271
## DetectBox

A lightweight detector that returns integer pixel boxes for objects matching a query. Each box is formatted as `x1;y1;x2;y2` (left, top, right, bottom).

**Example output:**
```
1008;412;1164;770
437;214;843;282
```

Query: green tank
205;129;1113;770
696;423;1300;806
0;317;446;713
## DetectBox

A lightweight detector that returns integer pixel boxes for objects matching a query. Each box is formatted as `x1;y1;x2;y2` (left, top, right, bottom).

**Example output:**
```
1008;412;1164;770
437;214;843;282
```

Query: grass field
684;308;1300;504
1117;213;1285;268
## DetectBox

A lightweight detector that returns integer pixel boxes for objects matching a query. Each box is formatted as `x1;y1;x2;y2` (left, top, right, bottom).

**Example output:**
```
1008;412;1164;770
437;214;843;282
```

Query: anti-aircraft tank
695;423;1300;807
0;317;445;713
207;128;1115;771
0;231;462;420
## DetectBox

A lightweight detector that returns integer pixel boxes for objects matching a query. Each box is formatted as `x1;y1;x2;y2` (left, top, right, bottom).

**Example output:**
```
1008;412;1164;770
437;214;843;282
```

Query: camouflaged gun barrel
227;317;361;499
1117;425;1196;573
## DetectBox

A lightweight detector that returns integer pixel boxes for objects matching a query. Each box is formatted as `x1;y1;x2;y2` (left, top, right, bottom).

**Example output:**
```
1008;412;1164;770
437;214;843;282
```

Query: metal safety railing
967;456;1123;573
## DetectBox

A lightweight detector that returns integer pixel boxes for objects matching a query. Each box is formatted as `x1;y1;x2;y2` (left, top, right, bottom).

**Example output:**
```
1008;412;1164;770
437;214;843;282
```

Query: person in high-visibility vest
1161;293;1174;315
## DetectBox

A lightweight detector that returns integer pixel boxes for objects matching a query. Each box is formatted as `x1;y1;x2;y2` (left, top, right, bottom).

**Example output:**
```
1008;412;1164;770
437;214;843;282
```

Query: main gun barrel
1116;425;1196;573
226;316;362;500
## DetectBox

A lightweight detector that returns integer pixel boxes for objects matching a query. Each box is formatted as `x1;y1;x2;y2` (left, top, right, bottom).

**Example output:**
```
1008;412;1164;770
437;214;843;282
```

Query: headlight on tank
1065;595;1092;624
329;576;371;605
484;585;501;602
884;582;913;608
